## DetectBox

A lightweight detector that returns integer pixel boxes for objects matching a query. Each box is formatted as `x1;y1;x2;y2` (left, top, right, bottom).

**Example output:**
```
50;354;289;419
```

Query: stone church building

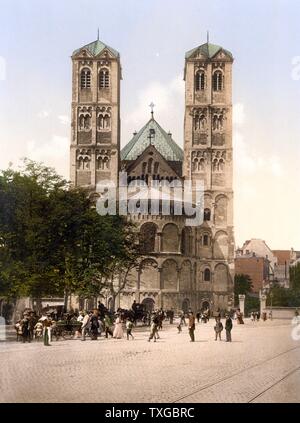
70;38;235;313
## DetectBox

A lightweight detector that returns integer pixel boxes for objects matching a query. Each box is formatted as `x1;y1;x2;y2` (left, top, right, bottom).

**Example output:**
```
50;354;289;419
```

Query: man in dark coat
90;310;100;340
188;311;195;342
21;315;31;343
225;313;233;342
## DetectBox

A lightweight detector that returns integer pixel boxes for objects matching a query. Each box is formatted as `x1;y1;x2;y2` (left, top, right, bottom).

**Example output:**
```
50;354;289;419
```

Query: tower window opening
81;68;91;89
99;69;110;88
213;70;223;91
195;71;205;91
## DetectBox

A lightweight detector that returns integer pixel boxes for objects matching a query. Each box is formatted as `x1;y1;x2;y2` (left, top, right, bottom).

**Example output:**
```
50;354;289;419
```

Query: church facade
70;38;235;313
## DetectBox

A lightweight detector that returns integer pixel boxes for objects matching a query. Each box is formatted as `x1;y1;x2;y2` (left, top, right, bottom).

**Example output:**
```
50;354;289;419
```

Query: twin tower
69;37;235;312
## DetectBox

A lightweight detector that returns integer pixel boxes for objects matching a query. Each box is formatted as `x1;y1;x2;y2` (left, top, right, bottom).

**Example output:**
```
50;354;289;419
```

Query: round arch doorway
142;297;155;312
182;298;190;313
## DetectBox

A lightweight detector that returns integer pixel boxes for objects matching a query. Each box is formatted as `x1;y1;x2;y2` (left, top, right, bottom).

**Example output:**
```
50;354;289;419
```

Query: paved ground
0;318;299;403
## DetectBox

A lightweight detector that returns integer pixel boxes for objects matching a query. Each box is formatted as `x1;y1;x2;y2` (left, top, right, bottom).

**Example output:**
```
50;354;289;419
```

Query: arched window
213;71;223;91
147;158;153;174
80;68;91;89
204;268;211;282
198;158;205;172
99;69;110;88
204;208;211;221
219;159;225;171
140;223;157;253
195;71;205;91
203;234;209;246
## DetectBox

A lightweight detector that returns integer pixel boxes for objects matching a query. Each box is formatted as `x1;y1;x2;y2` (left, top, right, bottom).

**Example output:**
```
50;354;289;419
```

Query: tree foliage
234;273;253;305
0;160;140;307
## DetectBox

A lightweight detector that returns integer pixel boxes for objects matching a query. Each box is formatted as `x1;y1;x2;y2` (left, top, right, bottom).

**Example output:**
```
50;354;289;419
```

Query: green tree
234;274;253;305
0;160;140;312
290;263;300;291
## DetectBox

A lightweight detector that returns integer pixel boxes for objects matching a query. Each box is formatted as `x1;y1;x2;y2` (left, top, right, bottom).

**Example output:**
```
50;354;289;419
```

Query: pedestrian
196;311;201;323
34;321;43;341
81;311;91;341
113;314;124;339
148;313;160;342
126;319;134;340
251;312;255;322
21;313;31;343
180;312;186;326
28;312;36;341
214;317;223;341
225;314;232;342
90;310;99;340
104;314;114;338
42;314;52;346
169;308;174;324
188;311;195;342
236;308;244;324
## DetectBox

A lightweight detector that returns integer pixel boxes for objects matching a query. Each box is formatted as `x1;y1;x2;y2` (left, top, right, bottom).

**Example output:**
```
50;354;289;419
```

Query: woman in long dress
113;315;124;339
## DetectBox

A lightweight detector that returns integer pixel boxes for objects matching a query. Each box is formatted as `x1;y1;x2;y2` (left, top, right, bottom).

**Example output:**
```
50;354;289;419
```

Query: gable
211;49;233;61
121;117;183;162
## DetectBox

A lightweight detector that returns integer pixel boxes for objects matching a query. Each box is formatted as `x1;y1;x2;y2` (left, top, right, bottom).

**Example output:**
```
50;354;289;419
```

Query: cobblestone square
0;319;299;403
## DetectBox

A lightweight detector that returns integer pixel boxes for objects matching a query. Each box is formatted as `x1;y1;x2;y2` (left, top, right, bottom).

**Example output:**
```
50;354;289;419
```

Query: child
214;317;223;341
126;318;134;340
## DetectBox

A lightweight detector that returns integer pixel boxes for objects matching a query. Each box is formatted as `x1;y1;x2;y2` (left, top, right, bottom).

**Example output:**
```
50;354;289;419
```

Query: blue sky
0;0;300;249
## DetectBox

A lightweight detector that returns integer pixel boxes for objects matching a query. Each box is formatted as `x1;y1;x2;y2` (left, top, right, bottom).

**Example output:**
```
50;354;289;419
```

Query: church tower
70;38;121;190
183;41;235;310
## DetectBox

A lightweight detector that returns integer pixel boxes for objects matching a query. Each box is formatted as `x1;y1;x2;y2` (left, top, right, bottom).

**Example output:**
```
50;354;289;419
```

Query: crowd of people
14;304;238;346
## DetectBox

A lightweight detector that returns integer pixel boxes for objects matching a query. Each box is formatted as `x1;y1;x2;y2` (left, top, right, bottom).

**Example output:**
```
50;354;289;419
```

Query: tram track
172;345;300;403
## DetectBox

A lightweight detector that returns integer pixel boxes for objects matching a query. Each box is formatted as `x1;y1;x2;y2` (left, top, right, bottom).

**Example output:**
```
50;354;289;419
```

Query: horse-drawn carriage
51;317;82;340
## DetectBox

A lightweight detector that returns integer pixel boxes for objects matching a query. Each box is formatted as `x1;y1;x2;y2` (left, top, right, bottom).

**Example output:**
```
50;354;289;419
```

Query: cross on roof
149;102;155;118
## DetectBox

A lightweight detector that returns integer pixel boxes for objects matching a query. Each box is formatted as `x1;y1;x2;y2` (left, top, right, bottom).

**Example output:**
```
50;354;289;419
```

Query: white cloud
26;135;69;178
58;115;70;125
233;102;245;127
37;110;50;119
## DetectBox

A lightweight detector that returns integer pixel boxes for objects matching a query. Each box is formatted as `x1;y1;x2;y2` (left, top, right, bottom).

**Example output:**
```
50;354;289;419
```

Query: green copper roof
121;117;183;162
73;39;119;58
185;42;233;60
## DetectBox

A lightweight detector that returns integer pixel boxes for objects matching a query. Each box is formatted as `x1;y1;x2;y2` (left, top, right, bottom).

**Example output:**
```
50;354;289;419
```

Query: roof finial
97;28;100;41
207;30;209;44
149;102;155;119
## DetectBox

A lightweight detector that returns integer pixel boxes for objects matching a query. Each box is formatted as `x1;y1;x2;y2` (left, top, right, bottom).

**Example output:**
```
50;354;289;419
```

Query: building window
213;71;223;91
195;71;205;91
80;68;91;89
99;69;110;88
203;234;209;246
204;268;211;282
204;208;211;221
